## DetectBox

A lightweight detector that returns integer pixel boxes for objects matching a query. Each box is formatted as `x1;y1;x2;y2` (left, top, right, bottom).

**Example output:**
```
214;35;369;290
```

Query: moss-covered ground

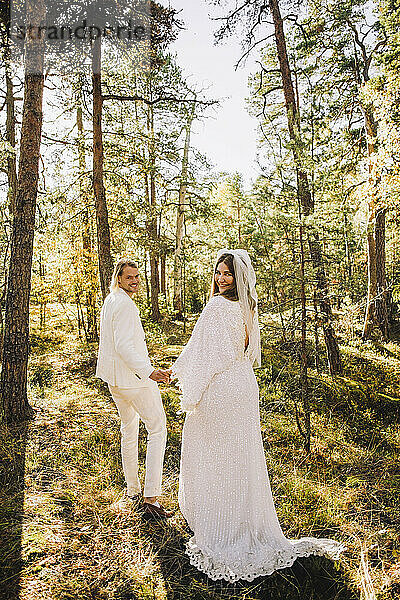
1;304;400;600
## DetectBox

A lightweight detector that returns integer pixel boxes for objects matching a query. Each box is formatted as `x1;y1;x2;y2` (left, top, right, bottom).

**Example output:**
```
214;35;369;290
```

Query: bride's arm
172;298;237;412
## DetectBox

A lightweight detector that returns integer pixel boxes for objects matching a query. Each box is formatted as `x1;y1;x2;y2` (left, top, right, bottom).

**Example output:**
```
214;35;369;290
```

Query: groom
96;258;172;519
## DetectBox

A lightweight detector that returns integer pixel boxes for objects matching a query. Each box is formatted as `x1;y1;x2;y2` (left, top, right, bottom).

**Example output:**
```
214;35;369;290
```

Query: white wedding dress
172;294;344;583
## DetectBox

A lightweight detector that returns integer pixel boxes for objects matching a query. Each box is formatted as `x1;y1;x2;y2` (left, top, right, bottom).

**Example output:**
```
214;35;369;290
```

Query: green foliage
2;304;400;599
2;2;400;596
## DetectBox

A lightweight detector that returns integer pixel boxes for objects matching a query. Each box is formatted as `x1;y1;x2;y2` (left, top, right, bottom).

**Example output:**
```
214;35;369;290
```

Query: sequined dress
172;295;344;582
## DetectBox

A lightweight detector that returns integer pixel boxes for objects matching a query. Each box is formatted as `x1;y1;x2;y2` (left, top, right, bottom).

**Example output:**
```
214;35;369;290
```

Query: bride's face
215;261;234;294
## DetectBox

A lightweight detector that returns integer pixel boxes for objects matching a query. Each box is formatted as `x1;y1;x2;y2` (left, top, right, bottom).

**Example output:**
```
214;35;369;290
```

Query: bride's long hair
211;253;239;301
211;253;256;311
210;249;261;367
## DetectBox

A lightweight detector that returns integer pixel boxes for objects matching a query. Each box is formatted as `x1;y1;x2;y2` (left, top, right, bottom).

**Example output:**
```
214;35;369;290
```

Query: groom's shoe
127;493;142;503
142;501;174;520
111;491;142;513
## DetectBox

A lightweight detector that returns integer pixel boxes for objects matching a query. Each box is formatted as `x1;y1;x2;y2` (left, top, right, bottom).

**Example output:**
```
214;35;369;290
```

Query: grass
1;303;400;599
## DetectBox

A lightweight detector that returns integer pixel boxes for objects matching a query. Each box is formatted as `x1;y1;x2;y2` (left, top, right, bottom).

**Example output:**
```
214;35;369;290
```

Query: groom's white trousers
108;381;167;498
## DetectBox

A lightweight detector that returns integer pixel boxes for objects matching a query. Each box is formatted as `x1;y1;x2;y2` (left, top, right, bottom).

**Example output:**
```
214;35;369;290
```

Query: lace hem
185;536;346;583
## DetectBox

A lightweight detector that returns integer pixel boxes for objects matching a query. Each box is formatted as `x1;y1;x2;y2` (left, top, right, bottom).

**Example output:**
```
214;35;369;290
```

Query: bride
172;249;344;582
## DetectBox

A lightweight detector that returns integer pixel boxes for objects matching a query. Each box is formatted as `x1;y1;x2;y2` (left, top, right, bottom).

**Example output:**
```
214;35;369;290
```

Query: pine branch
102;94;218;107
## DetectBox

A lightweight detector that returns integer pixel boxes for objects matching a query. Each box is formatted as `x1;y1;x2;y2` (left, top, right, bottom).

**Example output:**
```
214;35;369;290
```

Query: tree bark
1;0;45;423
362;200;377;340
313;291;320;373
268;0;313;215
173;101;195;318
92;38;113;301
76;76;98;341
343;205;352;294
375;208;389;338
269;0;342;375
363;207;390;339
144;252;150;304
39;254;46;331
147;102;161;321
144;170;160;321
298;222;311;452
5;64;17;216
348;31;390;339
149;181;160;321
160;253;166;295
308;231;343;374
362;108;390;339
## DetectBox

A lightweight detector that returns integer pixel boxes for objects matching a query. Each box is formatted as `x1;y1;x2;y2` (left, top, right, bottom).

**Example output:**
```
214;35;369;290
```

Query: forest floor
1;303;400;600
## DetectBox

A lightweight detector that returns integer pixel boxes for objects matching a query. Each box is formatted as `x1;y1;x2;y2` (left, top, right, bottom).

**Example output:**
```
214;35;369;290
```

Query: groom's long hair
110;258;138;292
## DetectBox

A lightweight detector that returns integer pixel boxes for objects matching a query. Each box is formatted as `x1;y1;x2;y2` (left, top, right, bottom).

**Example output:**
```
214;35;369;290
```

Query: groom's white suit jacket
96;287;154;388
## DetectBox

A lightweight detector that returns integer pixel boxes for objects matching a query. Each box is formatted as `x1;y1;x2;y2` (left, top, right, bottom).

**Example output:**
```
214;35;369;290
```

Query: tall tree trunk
149;255;160;320
313;291;320;372
283;226;297;341
268;0;313;215
308;231;342;374
144;251;150;304
363;196;377;340
5;61;17;216
147;102;160;321
297;222;311;452
160;253;166;295
343;204;352;294
1;0;45;423
269;0;342;375
38;254;46;331
236;198;242;244
92;38;113;301
362;107;390;339
173;102;195;318
350;33;390;339
144;171;160;321
76;76;98;341
149;172;160;321
1;38;17;352
375;208;389;338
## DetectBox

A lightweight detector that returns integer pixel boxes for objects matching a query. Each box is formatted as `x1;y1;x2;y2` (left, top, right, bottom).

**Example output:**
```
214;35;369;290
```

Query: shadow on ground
146;521;359;600
0;422;29;600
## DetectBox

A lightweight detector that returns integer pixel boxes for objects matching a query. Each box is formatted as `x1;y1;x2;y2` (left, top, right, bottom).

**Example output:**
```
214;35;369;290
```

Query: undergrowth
1;304;400;600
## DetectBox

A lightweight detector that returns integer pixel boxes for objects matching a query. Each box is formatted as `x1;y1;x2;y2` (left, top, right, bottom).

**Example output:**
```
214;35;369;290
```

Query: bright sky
166;0;260;189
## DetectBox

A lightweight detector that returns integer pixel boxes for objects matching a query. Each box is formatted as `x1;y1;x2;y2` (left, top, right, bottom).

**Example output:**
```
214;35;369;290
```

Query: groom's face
118;266;140;296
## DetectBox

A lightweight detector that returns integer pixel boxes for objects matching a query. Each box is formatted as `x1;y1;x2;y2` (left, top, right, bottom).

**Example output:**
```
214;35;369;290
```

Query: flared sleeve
172;296;239;413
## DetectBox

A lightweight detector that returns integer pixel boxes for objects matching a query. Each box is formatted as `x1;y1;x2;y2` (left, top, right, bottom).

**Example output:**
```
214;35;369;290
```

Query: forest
0;0;400;598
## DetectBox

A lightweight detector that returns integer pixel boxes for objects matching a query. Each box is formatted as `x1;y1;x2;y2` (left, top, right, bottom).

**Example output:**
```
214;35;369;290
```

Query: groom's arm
112;304;154;380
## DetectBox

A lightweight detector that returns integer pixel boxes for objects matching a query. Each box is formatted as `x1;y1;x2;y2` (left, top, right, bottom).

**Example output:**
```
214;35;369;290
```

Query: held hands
149;368;172;384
